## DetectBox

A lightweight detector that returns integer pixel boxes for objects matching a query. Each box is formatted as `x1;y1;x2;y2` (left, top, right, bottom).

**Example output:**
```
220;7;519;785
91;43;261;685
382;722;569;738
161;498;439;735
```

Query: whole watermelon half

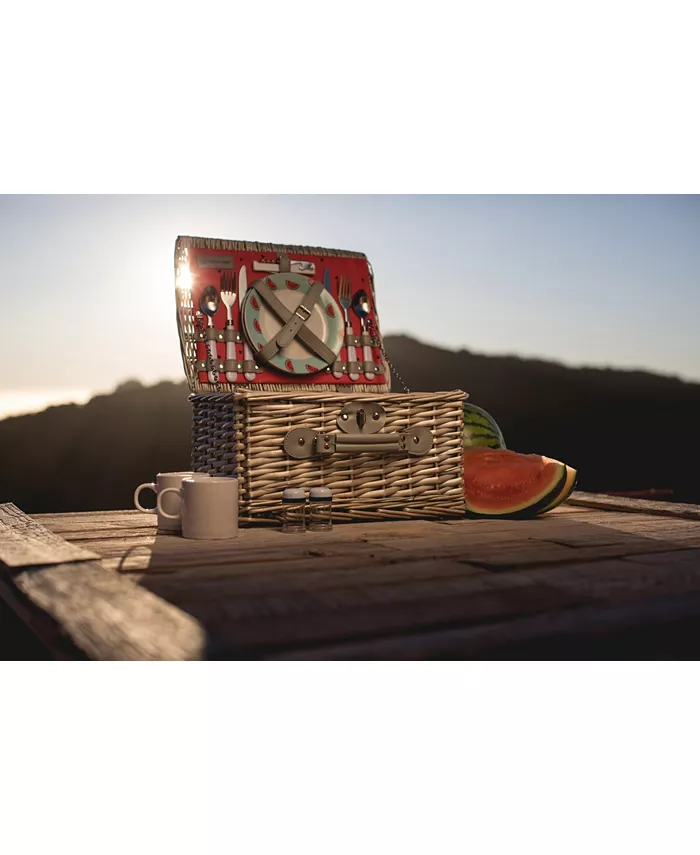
463;403;506;450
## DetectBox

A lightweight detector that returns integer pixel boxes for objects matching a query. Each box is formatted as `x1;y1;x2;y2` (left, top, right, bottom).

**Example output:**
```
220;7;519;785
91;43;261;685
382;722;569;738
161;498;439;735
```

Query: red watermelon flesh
463;448;568;517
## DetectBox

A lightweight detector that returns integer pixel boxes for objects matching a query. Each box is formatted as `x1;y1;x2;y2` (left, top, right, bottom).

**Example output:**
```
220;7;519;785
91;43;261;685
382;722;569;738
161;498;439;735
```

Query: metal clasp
294;304;312;323
337;401;387;434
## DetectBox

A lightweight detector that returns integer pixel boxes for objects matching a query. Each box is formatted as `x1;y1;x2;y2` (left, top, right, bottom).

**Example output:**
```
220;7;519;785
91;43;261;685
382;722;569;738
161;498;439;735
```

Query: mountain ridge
1;335;698;512
384;333;698;386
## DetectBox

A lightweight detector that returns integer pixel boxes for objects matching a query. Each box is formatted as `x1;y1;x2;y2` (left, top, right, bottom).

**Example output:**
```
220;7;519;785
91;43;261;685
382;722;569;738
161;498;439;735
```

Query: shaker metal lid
309;486;332;501
282;488;306;502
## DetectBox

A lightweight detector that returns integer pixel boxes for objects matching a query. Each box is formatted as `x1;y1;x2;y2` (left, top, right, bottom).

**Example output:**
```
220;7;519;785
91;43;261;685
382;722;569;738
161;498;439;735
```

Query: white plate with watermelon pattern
241;272;344;375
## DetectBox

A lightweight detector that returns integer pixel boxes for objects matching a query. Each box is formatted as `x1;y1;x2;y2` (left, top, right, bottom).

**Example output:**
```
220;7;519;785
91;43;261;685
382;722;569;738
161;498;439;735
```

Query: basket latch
336;401;387;434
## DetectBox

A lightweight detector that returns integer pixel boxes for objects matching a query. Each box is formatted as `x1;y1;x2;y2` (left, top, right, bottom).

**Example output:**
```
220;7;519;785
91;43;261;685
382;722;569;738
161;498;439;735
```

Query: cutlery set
189;252;383;387
332;274;375;382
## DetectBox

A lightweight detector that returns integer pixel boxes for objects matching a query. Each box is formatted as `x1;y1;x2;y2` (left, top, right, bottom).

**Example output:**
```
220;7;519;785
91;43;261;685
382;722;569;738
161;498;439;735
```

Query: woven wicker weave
191;390;467;523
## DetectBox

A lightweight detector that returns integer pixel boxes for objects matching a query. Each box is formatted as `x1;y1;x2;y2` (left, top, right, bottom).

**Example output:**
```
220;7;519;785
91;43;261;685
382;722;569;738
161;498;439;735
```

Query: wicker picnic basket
176;235;467;523
190;389;466;522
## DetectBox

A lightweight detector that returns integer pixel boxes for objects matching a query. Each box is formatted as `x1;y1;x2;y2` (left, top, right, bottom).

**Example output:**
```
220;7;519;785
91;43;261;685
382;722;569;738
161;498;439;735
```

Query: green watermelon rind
462;429;505;449
465;462;568;520
463;403;506;450
540;465;578;514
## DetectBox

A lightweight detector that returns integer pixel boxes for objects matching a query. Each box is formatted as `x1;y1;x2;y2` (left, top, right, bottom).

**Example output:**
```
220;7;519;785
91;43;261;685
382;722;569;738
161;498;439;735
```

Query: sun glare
176;264;193;291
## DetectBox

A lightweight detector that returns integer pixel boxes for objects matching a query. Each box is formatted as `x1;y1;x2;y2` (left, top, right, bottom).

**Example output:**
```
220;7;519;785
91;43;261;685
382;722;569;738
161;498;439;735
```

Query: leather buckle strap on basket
253;277;337;366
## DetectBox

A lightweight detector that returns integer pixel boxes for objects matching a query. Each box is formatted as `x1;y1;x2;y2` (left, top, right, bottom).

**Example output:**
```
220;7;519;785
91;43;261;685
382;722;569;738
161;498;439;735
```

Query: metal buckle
295;304;312;323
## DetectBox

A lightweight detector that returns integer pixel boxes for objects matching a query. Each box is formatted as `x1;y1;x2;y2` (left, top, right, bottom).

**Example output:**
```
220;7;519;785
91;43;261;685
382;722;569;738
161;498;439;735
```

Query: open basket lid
175;236;391;393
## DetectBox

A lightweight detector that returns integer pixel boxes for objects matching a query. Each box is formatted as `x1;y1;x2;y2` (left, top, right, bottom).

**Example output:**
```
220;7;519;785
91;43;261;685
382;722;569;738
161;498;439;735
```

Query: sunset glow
1;195;699;425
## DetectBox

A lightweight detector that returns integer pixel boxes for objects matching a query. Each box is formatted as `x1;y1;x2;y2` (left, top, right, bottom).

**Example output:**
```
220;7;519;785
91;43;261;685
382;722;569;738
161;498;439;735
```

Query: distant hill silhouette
0;380;192;514
1;336;699;513
387;335;700;503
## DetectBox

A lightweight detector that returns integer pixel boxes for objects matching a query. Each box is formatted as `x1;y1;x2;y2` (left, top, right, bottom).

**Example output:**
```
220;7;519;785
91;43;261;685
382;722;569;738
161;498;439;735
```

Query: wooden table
2;493;700;660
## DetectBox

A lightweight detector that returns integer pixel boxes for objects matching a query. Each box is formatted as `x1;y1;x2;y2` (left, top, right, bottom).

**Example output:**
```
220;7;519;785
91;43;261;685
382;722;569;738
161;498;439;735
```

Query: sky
0;194;698;418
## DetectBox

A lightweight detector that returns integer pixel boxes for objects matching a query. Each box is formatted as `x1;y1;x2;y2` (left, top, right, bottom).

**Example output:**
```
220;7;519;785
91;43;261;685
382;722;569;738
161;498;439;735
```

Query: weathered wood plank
0;573;86;659
164;576;592;655
71;536;166;559
5;561;207;660
568;491;700;521
72;510;700;578
34;510;149;520
37;523;159;541
0;596;50;660
344;535;692;570
11;504;700;660
258;550;700;656
516;555;700;601
147;546;700;624
72;509;697;551
31;512;158;536
0;503;99;567
113;541;405;576
0;506;207;659
269;590;700;660
136;556;487;594
140;547;700;656
620;549;700;569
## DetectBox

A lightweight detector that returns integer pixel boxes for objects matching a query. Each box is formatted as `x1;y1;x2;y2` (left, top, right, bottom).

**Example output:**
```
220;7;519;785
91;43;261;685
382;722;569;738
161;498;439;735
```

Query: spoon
351;289;375;381
199;285;221;384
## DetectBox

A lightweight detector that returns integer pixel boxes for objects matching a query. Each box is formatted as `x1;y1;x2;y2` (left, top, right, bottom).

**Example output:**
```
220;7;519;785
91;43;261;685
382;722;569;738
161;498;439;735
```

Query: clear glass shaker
308;486;333;532
281;488;306;533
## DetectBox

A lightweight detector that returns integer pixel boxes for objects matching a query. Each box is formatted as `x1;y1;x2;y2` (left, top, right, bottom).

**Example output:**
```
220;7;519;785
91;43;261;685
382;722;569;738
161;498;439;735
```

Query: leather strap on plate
274;277;326;350
253;279;337;365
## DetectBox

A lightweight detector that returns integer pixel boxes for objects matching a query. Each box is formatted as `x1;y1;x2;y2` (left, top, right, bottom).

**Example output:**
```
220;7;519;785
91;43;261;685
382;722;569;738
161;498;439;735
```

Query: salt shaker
308;486;333;532
281;488;306;533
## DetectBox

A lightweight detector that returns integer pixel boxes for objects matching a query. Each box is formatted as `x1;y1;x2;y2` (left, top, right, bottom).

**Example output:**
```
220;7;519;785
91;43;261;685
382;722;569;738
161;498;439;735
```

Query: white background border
2;0;699;852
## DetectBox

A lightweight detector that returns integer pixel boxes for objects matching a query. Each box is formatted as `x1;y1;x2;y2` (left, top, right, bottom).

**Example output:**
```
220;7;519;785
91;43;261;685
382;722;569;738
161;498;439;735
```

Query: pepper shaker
308;486;333;532
281;488;306;533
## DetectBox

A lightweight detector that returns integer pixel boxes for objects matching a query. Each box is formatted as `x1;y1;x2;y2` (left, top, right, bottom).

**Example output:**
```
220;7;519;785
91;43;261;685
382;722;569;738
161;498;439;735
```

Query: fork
220;270;238;384
338;275;359;382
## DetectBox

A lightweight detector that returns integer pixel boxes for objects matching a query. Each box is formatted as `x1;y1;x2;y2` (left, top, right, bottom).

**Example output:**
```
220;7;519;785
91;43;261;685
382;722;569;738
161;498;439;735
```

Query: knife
239;266;257;382
326;269;343;380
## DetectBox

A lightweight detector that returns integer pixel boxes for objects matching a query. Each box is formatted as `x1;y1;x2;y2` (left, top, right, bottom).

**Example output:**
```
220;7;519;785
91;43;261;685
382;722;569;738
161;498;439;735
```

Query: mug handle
134;482;157;513
157;487;182;520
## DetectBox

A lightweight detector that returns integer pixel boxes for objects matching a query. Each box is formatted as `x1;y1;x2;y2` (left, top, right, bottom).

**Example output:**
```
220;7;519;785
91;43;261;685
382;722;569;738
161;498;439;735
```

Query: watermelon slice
463;403;506;450
539;465;578;514
463;448;569;518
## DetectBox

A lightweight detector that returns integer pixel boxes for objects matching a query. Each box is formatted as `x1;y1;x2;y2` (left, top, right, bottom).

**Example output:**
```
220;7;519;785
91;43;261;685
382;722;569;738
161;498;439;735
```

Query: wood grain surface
2;494;699;659
568;491;700;521
0;506;206;660
0;503;99;567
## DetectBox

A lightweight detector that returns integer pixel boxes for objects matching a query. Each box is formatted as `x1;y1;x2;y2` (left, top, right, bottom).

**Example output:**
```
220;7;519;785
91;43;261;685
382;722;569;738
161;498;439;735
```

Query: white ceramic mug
157;476;239;540
134;471;211;532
